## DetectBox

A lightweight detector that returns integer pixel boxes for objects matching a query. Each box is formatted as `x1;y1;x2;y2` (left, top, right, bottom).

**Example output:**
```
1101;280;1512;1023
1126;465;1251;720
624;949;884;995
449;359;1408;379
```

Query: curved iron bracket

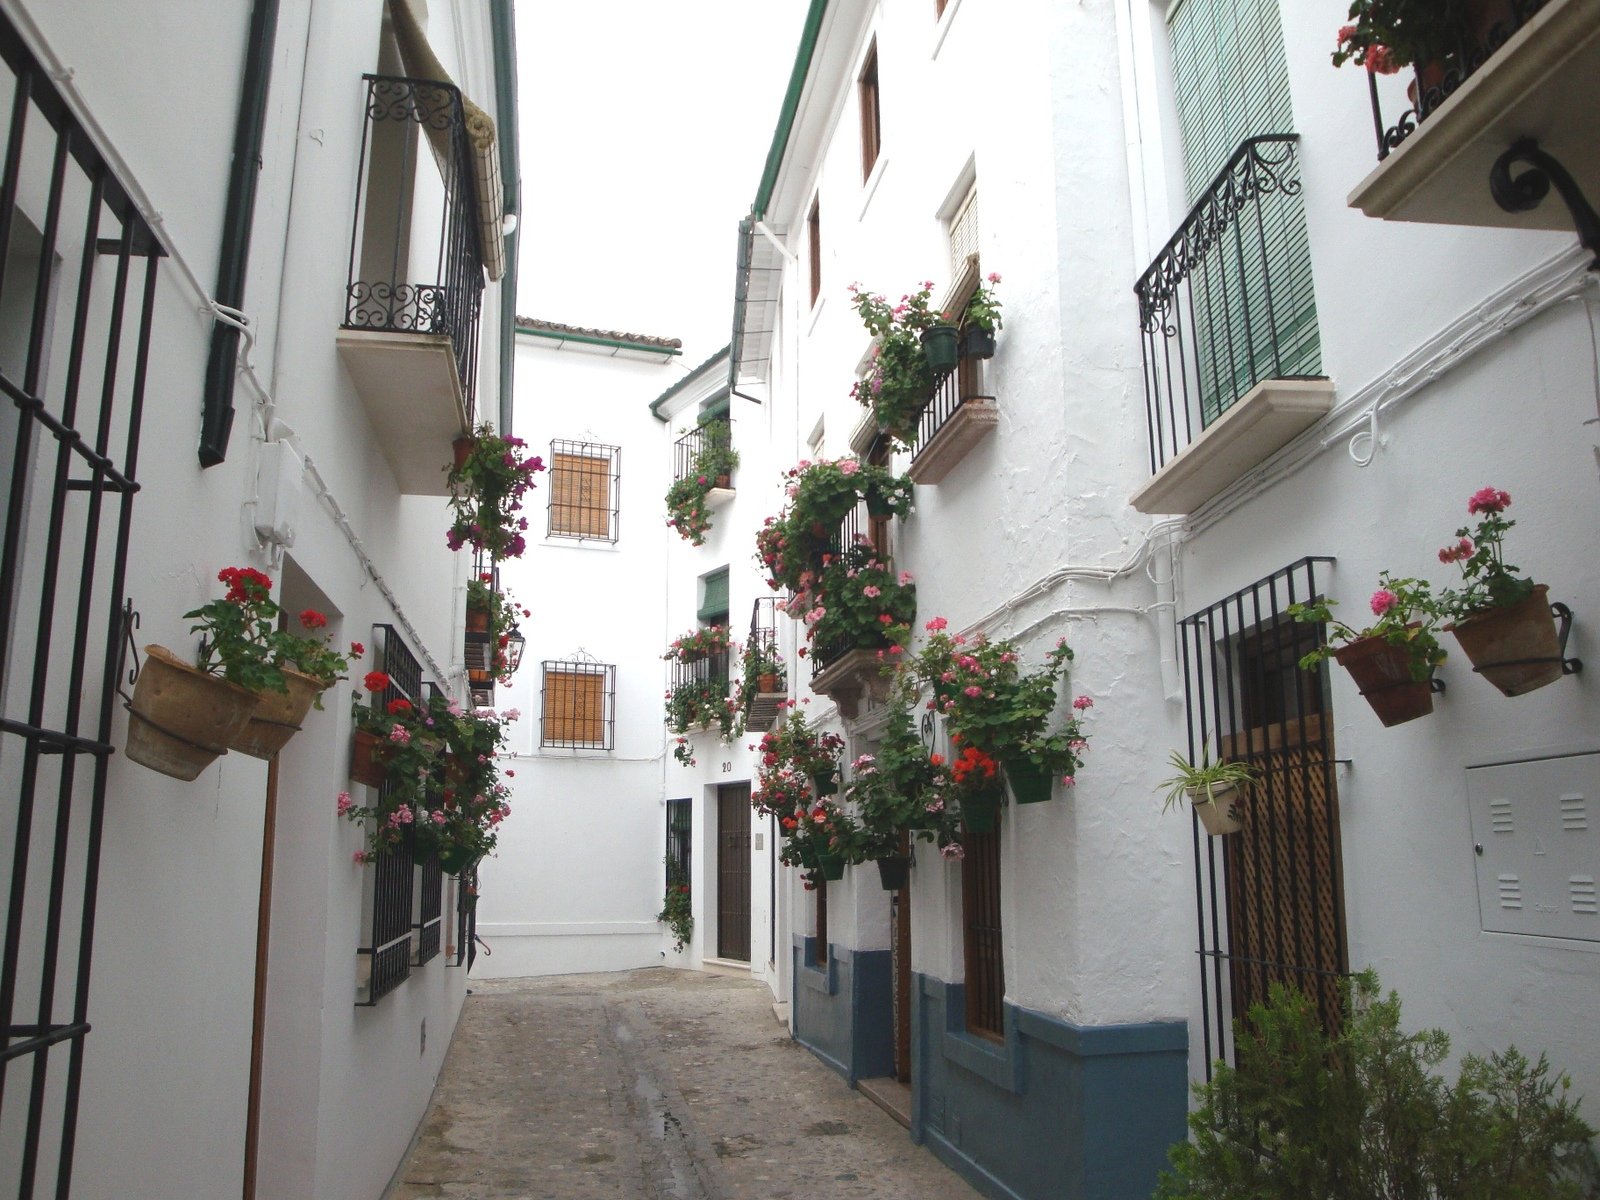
1490;139;1600;270
115;600;142;704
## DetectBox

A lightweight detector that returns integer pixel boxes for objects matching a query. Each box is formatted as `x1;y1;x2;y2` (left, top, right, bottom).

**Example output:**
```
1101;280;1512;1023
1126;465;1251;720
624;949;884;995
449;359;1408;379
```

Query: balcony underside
909;397;998;485
337;328;469;496
811;648;894;720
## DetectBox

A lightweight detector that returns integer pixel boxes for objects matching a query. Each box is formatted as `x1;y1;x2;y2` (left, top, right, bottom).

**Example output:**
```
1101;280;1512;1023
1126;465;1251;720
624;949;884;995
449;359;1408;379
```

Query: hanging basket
818;852;846;882
875;855;910;891
349;728;389;787
123;645;261;781
1331;630;1438;727
1003;758;1054;805
228;667;324;759
920;323;960;372
812;767;839;797
1190;782;1243;837
1447;584;1567;697
438;843;481;876
452;436;474;470
960;325;996;360
961;790;1000;833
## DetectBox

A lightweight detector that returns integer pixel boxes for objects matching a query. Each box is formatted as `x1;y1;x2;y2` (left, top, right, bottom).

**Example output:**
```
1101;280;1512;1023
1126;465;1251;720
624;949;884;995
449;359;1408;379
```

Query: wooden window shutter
550;450;613;539
962;827;1005;1039
807;198;822;309
543;666;606;746
858;40;881;182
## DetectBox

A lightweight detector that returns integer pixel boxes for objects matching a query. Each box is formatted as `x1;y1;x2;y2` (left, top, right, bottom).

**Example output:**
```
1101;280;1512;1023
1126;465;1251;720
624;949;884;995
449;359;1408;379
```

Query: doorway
715;783;750;962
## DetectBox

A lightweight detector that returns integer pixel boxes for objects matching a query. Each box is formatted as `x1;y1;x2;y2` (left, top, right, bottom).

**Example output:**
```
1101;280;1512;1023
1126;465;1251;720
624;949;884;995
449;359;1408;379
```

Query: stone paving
387;968;981;1200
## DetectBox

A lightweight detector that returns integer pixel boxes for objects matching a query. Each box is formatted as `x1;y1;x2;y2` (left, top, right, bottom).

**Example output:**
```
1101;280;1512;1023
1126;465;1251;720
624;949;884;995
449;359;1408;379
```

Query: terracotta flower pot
1003;758;1054;805
876;855;910;891
1190;782;1243;837
452;436;474;470
1447;584;1564;697
714;473;731;489
466;605;491;634
350;728;389;787
1331;630;1437;727
124;645;262;781
228;667;324;759
758;672;780;694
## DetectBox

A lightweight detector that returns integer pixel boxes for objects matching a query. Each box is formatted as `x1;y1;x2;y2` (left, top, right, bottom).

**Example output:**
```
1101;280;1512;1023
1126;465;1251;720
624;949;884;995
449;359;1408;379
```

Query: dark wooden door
891;831;912;1082
717;783;751;961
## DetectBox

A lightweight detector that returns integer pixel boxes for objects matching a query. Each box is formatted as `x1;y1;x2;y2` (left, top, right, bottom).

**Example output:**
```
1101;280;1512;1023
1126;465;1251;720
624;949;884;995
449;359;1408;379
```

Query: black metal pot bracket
1468;600;1583;678
1490;140;1600;271
115;599;143;706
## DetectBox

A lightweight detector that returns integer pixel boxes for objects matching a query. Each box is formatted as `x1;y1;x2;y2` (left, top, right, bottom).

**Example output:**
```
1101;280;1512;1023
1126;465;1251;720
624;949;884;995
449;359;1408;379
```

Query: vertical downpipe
198;0;281;467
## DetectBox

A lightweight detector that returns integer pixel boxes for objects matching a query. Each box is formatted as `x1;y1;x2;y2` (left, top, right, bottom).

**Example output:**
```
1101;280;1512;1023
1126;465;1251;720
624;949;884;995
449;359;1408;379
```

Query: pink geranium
1467;486;1512;515
1369;589;1400;617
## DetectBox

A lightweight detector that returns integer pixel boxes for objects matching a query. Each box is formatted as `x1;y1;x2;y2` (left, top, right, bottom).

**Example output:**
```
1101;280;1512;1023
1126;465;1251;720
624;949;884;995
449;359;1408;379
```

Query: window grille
858;40;881;182
541;657;616;749
948;186;979;278
548;440;619;542
1179;557;1349;1076
814;880;829;967
357;625;425;1004
666;798;692;885
410;683;447;966
962;827;1005;1038
0;14;163;1193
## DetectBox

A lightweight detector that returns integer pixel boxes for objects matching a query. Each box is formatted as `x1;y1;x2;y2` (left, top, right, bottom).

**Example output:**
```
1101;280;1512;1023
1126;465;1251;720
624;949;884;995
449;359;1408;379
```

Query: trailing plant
802;542;918;657
1154;749;1257;815
445;423;545;559
1157;970;1599;1199
664;675;741;766
664;420;739;546
664;624;734;663
657;857;693;952
185;566;288;695
1434;486;1539;619
1289;572;1448;683
964;272;1004;333
848;281;942;446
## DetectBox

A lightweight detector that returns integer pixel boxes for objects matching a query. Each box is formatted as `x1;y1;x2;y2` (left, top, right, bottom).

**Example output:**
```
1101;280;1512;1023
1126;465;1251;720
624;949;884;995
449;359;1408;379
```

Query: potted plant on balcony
802;542;918;672
666;624;733;665
1156;749;1256;837
664;676;741;766
961;272;1004;359
1289;573;1448;727
1436;487;1567;696
742;639;786;697
848;282;942;447
1332;0;1515;100
123;566;289;780
445;423;546;559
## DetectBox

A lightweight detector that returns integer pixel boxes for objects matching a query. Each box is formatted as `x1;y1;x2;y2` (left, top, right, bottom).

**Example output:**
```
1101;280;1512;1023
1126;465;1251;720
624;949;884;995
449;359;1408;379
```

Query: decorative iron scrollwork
1489;140;1600;270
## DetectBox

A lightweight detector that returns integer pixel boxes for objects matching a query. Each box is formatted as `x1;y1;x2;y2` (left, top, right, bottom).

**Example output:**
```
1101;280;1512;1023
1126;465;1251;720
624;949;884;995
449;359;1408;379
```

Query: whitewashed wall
4;1;508;1196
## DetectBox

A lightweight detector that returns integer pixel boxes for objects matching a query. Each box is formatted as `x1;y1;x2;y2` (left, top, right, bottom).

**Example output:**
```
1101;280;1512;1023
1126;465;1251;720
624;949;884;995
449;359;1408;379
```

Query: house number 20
721;761;733;773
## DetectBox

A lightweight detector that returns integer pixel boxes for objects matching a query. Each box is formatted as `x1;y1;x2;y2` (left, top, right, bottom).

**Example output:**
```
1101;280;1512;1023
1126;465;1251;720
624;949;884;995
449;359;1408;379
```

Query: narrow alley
387;970;982;1199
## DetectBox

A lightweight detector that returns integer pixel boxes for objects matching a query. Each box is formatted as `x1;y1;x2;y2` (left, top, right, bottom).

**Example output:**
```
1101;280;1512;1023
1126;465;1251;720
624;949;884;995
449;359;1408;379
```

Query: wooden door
891;831;913;1082
717;784;751;962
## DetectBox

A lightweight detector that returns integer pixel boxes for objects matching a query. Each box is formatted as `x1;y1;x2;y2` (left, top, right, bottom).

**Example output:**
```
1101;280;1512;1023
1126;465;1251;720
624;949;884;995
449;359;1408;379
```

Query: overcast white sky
514;1;809;369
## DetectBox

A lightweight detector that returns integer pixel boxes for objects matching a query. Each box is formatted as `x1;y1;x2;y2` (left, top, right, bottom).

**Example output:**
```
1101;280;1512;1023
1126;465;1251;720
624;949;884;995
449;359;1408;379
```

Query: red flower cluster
363;671;391;693
386;698;413;715
299;608;328;629
952;746;997;786
350;641;365;656
1467;487;1512;516
217;565;272;604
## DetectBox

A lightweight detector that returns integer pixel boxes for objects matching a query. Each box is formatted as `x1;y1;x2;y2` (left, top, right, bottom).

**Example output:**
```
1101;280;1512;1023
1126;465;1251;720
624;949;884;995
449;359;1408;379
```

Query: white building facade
0;1;519;1196
725;1;1600;1198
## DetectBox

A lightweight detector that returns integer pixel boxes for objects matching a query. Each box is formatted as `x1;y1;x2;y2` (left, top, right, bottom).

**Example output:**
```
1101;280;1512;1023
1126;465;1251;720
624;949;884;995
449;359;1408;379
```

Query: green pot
961;792;999;833
438;842;481;875
920;323;960;373
819;852;846;881
812;768;839;797
1004;758;1054;805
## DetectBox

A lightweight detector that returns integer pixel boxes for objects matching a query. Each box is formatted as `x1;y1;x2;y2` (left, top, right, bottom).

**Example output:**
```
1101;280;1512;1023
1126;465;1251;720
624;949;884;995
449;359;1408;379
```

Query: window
858;40;881;181
666;798;692;890
936;0;949;15
548;440;620;541
807;197;822;309
962;827;1004;1038
541;658;616;748
698;567;730;624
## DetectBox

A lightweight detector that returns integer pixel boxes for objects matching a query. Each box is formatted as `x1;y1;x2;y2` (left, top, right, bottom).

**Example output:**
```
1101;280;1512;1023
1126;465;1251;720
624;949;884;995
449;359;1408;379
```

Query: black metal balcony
671;648;730;692
1135;135;1321;475
673;419;733;484
343;73;484;420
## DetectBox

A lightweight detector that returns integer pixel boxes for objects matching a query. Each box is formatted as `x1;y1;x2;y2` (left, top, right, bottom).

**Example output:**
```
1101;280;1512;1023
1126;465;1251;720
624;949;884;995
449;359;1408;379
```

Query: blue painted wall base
911;974;1188;1200
790;935;893;1084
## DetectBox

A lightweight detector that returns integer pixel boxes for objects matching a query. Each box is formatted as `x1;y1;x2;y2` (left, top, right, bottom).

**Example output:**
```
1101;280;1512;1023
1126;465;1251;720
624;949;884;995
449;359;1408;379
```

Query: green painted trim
753;0;829;219
649;345;732;420
515;326;683;357
490;0;519;434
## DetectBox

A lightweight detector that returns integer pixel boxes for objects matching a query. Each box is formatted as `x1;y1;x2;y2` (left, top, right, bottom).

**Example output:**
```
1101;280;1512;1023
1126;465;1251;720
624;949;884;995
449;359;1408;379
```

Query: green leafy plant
1157;970;1598;1199
1435;486;1539;619
665;420;740;546
753;458;914;593
1154;749;1257;815
803;542;918;658
445;423;545;559
1332;0;1477;73
964;272;1004;333
665;625;734;663
185;566;288;695
847;688;961;859
664;675;740;766
848;281;943;446
657;857;693;952
1289;572;1447;684
740;637;786;700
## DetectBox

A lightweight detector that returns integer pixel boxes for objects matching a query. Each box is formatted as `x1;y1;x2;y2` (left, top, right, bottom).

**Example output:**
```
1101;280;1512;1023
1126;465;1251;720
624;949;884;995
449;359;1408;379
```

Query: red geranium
363;671;391;692
217;565;272;604
350;641;365;656
386;698;413;715
299;608;328;629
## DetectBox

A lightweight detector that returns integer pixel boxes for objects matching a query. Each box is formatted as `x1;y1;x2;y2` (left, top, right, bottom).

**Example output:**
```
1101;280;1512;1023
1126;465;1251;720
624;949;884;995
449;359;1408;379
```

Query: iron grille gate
1179;557;1349;1077
0;16;162;1197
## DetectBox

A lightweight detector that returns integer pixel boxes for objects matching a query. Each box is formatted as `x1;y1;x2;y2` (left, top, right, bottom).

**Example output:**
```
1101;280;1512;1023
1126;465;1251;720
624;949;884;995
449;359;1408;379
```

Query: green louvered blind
1167;0;1320;426
697;567;730;624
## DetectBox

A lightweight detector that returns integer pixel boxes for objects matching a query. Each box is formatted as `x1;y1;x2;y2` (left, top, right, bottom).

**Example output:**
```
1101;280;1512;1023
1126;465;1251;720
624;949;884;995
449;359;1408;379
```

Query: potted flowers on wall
657;858;693;952
752;704;858;883
1436;487;1572;697
445;423;546;559
1156;750;1257;837
848;691;963;889
1289;573;1447;727
961;273;1004;359
848;282;943;447
799;541;918;667
664;625;740;766
665;419;741;546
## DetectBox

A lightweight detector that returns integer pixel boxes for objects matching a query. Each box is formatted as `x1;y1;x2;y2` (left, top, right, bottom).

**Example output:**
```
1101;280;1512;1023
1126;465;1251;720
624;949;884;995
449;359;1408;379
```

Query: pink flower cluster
1467;487;1511;516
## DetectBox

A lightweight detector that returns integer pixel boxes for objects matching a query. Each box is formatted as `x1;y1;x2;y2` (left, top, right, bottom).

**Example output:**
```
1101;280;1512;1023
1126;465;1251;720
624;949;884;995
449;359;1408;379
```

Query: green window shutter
698;391;731;423
698;568;729;623
1167;0;1320;425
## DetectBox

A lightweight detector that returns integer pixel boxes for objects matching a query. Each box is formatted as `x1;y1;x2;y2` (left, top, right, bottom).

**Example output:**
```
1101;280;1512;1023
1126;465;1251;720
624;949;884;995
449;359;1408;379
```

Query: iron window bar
810;505;894;677
540;656;617;750
673;419;733;485
1179;557;1349;1078
1365;0;1547;161
343;73;484;422
0;11;163;1194
666;797;692;893
547;439;621;542
411;681;445;966
1134;135;1323;477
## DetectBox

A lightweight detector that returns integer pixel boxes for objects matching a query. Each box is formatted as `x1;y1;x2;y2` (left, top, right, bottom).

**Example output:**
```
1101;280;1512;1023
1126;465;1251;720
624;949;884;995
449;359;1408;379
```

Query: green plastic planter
921;324;960;372
1005;758;1054;805
961;792;999;833
812;768;839;797
819;852;846;881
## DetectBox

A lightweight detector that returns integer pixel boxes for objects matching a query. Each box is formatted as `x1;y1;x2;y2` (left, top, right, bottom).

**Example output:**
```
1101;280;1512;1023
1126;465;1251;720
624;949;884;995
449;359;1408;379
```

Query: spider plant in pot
1157;750;1257;837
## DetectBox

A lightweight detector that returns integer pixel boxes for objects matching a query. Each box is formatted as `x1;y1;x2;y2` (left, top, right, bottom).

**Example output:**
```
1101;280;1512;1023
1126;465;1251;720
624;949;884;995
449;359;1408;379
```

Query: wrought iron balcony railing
914;352;993;453
344;73;485;419
1135;135;1321;475
671;648;731;692
673;419;733;484
1365;0;1546;161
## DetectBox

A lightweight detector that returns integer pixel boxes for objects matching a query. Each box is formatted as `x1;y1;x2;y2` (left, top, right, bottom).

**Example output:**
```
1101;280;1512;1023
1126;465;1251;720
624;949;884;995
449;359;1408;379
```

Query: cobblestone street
386;969;980;1200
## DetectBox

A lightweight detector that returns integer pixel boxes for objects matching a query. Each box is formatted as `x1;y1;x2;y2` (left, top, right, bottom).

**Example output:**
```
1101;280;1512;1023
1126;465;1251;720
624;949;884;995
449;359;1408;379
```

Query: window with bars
858;39;881;182
1179;557;1348;1076
807;197;822;309
541;658;616;749
962;827;1004;1039
548;440;619;541
666;798;692;885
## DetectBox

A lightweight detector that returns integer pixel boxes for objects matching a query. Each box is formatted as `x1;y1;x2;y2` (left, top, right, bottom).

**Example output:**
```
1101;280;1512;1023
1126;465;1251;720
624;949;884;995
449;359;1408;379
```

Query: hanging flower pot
920;323;960;373
818;852;846;882
349;728;389;787
1190;783;1243;837
227;668;324;760
875;855;910;891
466;604;491;634
812;766;839;797
1003;758;1054;805
961;791;1000;833
758;672;780;694
960;325;996;360
438;843;481;876
1446;584;1565;697
124;645;262;781
452;436;475;471
1331;631;1437;727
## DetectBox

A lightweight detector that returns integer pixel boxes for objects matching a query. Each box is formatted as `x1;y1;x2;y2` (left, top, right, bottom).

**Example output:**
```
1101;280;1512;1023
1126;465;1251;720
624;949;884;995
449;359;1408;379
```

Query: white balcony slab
909;397;998;484
336;328;469;496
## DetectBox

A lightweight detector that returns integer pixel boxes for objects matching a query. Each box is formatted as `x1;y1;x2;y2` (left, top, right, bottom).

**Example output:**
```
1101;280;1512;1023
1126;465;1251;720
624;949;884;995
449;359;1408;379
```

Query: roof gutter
752;0;829;220
490;0;519;435
515;326;682;358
